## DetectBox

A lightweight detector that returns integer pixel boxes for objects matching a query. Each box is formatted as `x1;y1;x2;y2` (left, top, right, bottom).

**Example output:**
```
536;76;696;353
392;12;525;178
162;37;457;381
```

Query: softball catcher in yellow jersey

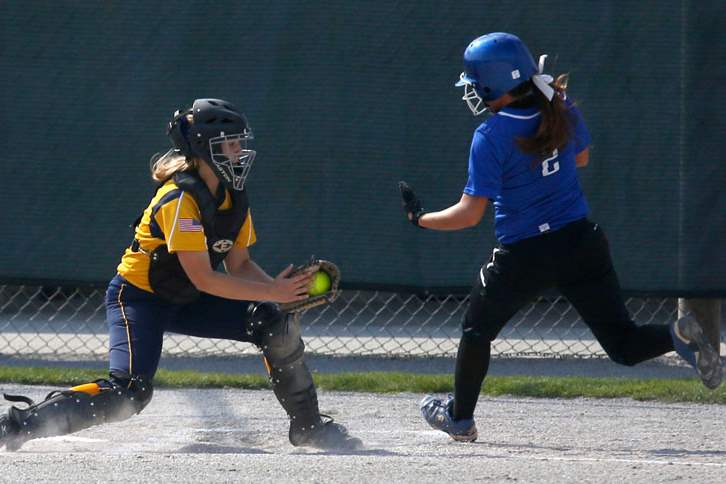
0;99;360;451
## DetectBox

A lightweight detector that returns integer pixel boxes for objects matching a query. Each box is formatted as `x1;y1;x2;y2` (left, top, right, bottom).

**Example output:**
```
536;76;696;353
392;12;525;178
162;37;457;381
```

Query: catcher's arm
177;249;311;303
279;258;341;314
224;246;274;283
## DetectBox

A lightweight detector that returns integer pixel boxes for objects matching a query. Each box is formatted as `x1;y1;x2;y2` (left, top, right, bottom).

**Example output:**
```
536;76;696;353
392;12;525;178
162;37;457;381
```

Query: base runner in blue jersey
400;33;722;442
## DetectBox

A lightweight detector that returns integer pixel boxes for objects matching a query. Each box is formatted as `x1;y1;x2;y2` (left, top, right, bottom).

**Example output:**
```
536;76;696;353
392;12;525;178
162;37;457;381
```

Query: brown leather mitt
279;258;340;314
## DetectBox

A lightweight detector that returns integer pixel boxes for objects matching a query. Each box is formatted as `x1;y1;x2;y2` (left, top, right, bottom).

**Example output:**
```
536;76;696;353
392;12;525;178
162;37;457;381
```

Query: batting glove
398;181;426;228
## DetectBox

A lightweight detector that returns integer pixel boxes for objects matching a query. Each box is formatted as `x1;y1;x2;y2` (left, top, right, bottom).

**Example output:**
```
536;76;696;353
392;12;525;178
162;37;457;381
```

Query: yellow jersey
117;178;256;292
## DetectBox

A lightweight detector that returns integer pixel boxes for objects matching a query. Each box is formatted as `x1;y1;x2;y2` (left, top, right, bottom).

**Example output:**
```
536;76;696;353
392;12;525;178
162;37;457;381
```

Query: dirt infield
1;385;725;483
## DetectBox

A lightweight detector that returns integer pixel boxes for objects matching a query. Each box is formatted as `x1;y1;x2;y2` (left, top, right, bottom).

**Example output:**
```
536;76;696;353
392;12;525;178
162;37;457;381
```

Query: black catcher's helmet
167;99;255;191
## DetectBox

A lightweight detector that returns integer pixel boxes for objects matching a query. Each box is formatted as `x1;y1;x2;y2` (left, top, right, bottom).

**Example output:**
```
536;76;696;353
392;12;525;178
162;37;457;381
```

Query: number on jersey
541;149;560;176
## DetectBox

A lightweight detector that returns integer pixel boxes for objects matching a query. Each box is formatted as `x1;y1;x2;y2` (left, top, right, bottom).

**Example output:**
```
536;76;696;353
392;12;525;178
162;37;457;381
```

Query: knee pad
2;374;153;449
249;302;305;368
247;301;284;331
106;372;154;418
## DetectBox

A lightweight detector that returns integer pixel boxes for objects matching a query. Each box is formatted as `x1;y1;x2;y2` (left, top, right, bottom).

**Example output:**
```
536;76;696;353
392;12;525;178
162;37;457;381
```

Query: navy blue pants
105;274;257;379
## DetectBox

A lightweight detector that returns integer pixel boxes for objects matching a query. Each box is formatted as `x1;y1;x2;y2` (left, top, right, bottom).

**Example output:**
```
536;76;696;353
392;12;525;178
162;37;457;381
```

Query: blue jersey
464;99;591;244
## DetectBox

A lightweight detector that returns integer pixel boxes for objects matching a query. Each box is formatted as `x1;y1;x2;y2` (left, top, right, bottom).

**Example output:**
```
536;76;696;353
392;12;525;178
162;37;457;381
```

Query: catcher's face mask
208;131;256;191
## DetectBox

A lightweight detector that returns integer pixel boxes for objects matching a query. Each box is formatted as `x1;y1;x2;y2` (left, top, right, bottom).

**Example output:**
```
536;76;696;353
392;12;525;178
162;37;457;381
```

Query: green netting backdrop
1;1;723;294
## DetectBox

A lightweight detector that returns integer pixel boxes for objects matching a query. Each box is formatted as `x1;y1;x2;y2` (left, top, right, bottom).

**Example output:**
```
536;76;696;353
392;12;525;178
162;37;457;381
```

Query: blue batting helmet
455;33;537;111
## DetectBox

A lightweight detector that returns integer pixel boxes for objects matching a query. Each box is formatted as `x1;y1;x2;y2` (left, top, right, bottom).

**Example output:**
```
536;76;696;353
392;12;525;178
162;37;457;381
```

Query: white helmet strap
532;54;555;101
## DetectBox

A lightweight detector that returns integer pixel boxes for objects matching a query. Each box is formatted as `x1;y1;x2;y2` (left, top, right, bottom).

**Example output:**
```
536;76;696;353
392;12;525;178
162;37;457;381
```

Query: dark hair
509;74;572;157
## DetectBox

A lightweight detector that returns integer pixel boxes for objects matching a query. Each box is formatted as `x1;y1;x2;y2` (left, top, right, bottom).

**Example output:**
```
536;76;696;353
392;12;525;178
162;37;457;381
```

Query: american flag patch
178;218;203;232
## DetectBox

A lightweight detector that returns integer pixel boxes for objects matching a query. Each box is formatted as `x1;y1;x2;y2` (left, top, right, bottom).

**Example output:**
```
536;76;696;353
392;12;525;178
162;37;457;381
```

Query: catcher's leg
249;302;361;449
0;372;152;451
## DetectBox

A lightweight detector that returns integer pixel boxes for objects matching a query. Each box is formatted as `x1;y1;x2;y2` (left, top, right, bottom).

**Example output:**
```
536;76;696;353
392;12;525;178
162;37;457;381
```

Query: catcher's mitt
279;258;340;314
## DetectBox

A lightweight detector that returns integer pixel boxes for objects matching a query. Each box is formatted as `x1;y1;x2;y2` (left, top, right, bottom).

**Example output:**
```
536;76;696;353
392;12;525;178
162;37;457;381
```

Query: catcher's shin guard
249;302;323;444
0;373;152;451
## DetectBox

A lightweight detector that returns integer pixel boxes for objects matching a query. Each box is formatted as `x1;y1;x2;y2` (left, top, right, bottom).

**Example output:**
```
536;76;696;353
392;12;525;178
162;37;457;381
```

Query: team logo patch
212;239;234;253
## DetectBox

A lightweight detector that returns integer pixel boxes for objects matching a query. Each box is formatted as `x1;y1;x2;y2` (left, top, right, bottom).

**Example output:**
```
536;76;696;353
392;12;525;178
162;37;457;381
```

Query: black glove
398;181;426;228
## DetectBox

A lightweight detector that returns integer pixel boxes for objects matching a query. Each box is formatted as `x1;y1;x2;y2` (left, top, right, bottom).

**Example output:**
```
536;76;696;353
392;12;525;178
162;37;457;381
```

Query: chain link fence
3;284;722;363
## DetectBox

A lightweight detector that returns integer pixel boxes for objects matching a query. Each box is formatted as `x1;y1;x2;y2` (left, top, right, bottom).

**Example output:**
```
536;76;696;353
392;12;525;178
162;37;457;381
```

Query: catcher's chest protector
173;171;249;267
147;171;249;304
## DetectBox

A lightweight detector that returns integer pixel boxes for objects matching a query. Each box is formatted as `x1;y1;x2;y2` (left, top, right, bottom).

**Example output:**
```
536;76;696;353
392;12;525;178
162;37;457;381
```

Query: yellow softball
309;270;332;296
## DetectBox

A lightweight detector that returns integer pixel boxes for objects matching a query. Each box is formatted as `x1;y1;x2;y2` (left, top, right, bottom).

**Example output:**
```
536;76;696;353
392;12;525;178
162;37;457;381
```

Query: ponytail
512;74;572;157
150;149;198;184
150;114;198;183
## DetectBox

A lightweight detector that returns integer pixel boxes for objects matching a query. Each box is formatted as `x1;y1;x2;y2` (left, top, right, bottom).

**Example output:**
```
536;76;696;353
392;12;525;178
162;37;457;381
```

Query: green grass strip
0;366;723;404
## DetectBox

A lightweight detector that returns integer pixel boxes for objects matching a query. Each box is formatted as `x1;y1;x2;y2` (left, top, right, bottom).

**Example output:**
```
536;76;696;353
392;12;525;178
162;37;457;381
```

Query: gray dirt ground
0;385;725;483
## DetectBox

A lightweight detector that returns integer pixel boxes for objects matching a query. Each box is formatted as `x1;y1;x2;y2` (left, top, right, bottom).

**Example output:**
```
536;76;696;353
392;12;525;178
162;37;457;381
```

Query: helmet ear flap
167;109;193;157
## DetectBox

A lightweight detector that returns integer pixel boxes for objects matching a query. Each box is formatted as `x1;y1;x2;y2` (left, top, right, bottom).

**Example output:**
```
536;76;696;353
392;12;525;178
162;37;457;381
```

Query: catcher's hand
279;258;340;314
398;181;426;228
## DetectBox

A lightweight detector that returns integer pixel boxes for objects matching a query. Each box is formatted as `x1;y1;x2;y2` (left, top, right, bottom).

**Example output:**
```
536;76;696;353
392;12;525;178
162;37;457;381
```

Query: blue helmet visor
455;72;477;87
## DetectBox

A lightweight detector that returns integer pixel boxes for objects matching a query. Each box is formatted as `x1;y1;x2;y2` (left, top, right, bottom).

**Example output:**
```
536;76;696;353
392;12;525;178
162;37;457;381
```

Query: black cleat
289;415;363;450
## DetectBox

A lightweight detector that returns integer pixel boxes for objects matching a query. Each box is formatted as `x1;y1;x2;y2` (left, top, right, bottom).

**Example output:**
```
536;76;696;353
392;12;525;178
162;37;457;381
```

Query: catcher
0;99;358;451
